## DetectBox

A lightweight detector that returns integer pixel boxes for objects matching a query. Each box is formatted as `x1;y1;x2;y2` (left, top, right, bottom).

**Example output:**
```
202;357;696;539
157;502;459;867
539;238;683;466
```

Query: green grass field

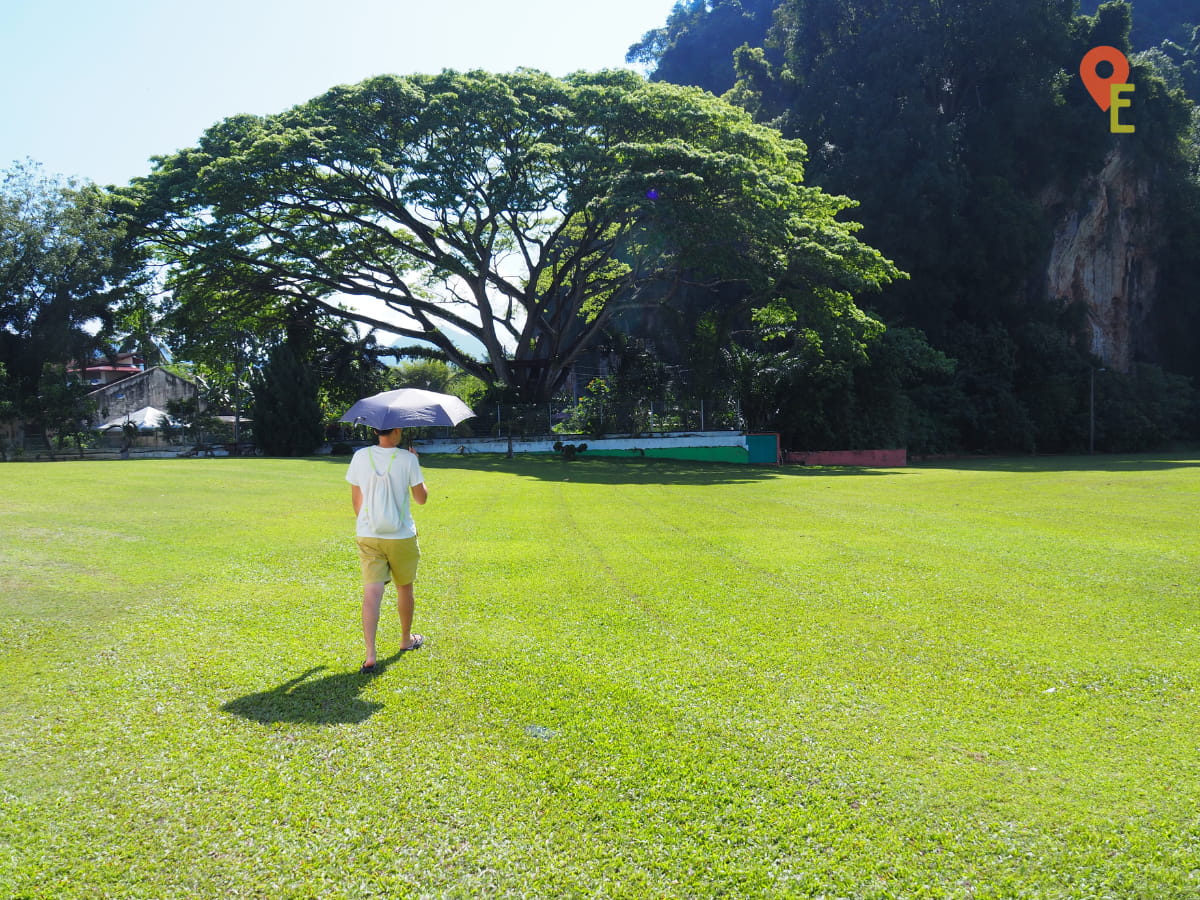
2;454;1198;899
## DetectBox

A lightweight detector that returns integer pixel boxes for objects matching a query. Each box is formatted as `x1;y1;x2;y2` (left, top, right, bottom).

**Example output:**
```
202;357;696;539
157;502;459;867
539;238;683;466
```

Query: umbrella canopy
339;388;475;430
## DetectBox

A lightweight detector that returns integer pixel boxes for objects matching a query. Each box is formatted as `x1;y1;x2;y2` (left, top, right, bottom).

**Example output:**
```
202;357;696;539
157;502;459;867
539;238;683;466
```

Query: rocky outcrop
1042;145;1163;373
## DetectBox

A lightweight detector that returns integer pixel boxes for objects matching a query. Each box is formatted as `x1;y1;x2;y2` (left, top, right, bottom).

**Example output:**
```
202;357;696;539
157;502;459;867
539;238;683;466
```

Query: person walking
345;426;428;673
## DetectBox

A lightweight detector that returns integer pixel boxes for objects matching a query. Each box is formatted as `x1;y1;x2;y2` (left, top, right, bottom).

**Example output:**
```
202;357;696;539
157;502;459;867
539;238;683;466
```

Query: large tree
0;162;137;421
125;69;900;403
250;341;326;457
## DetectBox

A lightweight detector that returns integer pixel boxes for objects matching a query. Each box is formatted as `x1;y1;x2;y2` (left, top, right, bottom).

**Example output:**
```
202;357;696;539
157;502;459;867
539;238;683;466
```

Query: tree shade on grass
2;454;1198;897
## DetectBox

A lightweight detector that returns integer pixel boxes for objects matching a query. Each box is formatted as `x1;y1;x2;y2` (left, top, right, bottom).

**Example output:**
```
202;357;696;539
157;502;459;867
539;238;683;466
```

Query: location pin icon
1080;46;1130;111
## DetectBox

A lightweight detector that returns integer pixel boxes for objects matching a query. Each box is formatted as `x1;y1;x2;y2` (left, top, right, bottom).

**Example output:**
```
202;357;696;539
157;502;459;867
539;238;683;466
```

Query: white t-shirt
345;446;425;539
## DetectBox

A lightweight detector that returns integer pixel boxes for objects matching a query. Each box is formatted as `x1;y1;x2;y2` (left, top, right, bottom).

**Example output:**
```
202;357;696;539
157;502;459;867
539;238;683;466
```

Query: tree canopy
1;161;137;421
125;68;900;403
250;340;326;456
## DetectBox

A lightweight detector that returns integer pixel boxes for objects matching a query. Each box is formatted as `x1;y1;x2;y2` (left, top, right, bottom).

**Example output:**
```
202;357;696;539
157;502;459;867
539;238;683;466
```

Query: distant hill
632;2;1198;97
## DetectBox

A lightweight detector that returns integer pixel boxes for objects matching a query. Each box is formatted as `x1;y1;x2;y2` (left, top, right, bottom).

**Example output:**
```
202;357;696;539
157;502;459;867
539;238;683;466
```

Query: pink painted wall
784;449;907;467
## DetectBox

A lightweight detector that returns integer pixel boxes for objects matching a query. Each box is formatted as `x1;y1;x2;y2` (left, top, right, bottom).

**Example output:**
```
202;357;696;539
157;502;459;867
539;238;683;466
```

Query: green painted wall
588;446;749;464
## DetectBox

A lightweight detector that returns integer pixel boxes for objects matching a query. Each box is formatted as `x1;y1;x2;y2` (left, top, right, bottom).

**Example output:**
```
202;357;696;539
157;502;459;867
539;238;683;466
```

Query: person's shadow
221;651;407;725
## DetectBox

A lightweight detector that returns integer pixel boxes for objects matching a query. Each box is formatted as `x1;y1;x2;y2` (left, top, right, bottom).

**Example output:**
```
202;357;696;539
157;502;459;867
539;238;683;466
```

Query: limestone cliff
1042;145;1163;373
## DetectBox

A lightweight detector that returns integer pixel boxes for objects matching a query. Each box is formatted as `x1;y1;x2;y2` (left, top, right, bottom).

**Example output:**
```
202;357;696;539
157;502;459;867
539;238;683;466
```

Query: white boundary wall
412;431;748;455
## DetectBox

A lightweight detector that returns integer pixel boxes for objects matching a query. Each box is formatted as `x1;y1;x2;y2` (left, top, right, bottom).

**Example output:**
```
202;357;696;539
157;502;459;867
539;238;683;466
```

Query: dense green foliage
123;68;899;405
0;162;140;429
631;0;1200;453
250;341;326;456
3;455;1199;896
388;358;486;407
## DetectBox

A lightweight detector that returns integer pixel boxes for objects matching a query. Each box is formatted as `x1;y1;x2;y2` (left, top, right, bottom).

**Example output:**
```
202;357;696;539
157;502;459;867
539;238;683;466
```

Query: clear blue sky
0;0;678;186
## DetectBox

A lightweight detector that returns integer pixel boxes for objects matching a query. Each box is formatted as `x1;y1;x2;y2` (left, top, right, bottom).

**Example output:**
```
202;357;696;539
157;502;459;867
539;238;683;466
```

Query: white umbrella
339;388;475;430
99;406;174;432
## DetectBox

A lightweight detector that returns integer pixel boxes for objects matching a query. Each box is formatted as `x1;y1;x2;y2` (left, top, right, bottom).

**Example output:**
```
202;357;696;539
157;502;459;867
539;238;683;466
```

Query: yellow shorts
355;536;420;586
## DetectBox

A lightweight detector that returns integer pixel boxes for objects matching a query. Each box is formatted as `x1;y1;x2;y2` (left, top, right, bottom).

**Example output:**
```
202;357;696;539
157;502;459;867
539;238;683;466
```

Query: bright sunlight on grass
2;454;1198;898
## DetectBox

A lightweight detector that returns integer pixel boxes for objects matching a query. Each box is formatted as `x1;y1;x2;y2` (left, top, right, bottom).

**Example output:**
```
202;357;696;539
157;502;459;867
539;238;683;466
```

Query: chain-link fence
458;400;741;438
324;397;745;452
